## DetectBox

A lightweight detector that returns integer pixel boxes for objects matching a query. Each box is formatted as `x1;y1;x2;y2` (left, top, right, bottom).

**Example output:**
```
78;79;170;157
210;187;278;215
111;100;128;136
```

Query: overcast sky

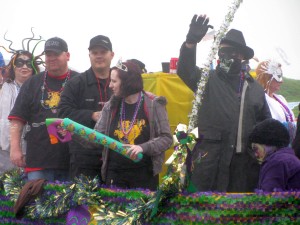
1;0;299;79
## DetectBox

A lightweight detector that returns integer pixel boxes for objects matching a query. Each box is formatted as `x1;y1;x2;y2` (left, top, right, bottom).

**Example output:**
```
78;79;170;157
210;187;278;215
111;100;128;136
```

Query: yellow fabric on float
142;72;194;181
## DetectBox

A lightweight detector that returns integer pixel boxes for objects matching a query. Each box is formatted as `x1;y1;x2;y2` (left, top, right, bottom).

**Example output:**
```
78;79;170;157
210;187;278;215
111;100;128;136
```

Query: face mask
272;68;283;82
218;47;242;74
261;60;283;82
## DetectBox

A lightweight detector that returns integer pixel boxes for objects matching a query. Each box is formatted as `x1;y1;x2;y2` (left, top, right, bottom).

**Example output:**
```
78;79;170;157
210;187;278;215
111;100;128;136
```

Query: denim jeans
27;169;70;182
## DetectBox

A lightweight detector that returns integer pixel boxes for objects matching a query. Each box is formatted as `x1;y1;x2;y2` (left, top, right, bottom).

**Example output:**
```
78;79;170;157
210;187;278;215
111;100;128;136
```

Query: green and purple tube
45;118;143;162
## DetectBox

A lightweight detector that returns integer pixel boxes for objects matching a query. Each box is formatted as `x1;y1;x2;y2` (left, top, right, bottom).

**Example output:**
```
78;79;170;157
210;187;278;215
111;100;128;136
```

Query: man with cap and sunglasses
58;35;114;180
9;37;79;181
176;14;271;192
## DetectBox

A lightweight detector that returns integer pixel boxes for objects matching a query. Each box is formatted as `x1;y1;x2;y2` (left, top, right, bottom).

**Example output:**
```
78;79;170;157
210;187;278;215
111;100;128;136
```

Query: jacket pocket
200;130;222;141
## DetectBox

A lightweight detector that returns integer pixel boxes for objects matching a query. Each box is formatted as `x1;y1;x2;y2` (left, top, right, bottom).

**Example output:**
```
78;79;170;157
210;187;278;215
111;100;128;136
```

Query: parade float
0;121;299;224
1;0;299;224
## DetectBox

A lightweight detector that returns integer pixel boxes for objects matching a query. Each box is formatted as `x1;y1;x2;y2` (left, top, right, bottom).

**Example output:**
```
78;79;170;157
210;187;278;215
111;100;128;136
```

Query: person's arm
177;14;213;92
139;97;173;156
10;119;26;167
260;161;286;192
71;102;111;149
177;43;201;92
58;73;96;127
8;79;32;168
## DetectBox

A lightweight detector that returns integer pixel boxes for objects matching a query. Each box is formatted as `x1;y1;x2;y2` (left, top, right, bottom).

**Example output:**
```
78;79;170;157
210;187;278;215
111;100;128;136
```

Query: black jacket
177;43;271;192
58;68;112;154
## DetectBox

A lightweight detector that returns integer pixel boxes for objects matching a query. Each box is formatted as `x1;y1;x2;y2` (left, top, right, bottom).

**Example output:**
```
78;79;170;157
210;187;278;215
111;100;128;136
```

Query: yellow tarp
142;72;194;180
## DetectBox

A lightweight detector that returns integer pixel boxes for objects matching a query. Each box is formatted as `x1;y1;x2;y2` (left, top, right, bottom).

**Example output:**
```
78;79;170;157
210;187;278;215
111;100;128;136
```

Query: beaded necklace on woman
119;91;144;144
273;95;294;122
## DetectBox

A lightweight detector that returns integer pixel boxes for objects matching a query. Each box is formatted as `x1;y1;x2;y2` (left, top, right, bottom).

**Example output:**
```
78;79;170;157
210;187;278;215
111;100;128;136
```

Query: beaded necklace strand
119;92;143;142
96;76;110;110
273;95;294;122
40;70;71;112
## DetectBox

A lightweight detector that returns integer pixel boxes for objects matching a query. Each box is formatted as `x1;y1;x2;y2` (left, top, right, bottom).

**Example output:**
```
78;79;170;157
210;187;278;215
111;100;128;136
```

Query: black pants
70;153;102;181
105;166;158;191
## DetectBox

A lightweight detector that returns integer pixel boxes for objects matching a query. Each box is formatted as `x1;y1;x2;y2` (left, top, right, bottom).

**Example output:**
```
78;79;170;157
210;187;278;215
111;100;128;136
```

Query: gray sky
1;0;299;79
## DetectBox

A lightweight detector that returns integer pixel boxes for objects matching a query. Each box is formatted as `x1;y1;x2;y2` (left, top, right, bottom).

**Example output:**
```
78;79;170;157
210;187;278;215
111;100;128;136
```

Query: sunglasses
218;47;240;59
116;59;128;72
14;59;33;69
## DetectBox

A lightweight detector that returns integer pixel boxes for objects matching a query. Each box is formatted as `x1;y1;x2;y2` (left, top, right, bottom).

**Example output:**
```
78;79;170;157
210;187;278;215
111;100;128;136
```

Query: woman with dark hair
0;50;40;173
94;59;173;190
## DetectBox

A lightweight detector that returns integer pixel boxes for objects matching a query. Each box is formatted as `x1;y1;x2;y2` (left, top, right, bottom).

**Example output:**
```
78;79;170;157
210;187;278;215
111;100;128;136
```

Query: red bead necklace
96;76;110;110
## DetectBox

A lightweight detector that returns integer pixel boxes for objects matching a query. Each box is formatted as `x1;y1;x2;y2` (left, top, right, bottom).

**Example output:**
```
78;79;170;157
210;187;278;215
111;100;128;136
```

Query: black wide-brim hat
220;29;254;60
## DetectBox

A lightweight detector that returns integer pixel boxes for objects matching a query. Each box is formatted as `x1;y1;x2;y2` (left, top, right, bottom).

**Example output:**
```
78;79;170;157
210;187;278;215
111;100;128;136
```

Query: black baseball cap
44;37;68;53
88;35;112;51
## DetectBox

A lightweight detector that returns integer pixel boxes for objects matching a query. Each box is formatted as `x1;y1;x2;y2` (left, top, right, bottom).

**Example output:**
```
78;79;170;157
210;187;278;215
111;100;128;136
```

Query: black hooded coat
177;43;271;192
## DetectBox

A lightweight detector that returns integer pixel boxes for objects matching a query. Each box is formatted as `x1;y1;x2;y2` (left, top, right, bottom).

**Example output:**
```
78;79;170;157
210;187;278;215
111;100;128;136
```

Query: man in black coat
177;15;271;192
58;35;114;180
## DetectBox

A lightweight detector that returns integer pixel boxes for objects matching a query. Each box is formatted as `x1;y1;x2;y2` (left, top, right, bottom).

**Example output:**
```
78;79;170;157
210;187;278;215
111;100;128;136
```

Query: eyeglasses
116;59;128;72
218;47;240;59
14;59;33;69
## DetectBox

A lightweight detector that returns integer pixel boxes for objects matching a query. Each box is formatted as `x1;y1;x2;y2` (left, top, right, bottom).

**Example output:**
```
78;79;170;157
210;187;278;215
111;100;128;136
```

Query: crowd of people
0;13;299;193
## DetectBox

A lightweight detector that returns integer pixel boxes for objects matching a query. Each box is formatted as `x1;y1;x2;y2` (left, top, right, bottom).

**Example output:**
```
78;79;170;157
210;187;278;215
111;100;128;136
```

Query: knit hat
249;118;290;148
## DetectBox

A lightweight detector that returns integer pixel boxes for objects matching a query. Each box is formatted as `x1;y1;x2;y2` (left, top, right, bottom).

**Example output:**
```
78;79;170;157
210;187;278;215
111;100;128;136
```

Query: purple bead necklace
273;95;293;122
120;92;143;140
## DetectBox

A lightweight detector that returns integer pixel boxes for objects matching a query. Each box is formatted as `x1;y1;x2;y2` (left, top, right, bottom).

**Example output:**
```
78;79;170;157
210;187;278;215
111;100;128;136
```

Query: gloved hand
186;15;213;44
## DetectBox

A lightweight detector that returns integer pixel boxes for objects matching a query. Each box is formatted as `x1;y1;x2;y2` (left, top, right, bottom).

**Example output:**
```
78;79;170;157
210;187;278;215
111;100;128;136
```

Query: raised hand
186;14;213;44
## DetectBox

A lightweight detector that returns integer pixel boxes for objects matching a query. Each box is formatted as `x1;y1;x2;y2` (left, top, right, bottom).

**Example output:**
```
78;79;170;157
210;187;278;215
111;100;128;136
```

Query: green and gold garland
1;2;300;224
1;170;300;224
1;126;299;224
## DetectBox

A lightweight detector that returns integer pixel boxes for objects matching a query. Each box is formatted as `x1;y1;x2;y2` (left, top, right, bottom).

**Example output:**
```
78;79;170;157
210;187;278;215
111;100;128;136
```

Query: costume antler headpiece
0;27;45;74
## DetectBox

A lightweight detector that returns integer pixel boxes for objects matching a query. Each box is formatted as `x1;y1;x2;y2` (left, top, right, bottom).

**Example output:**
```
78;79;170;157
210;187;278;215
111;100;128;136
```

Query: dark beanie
249;118;290;148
